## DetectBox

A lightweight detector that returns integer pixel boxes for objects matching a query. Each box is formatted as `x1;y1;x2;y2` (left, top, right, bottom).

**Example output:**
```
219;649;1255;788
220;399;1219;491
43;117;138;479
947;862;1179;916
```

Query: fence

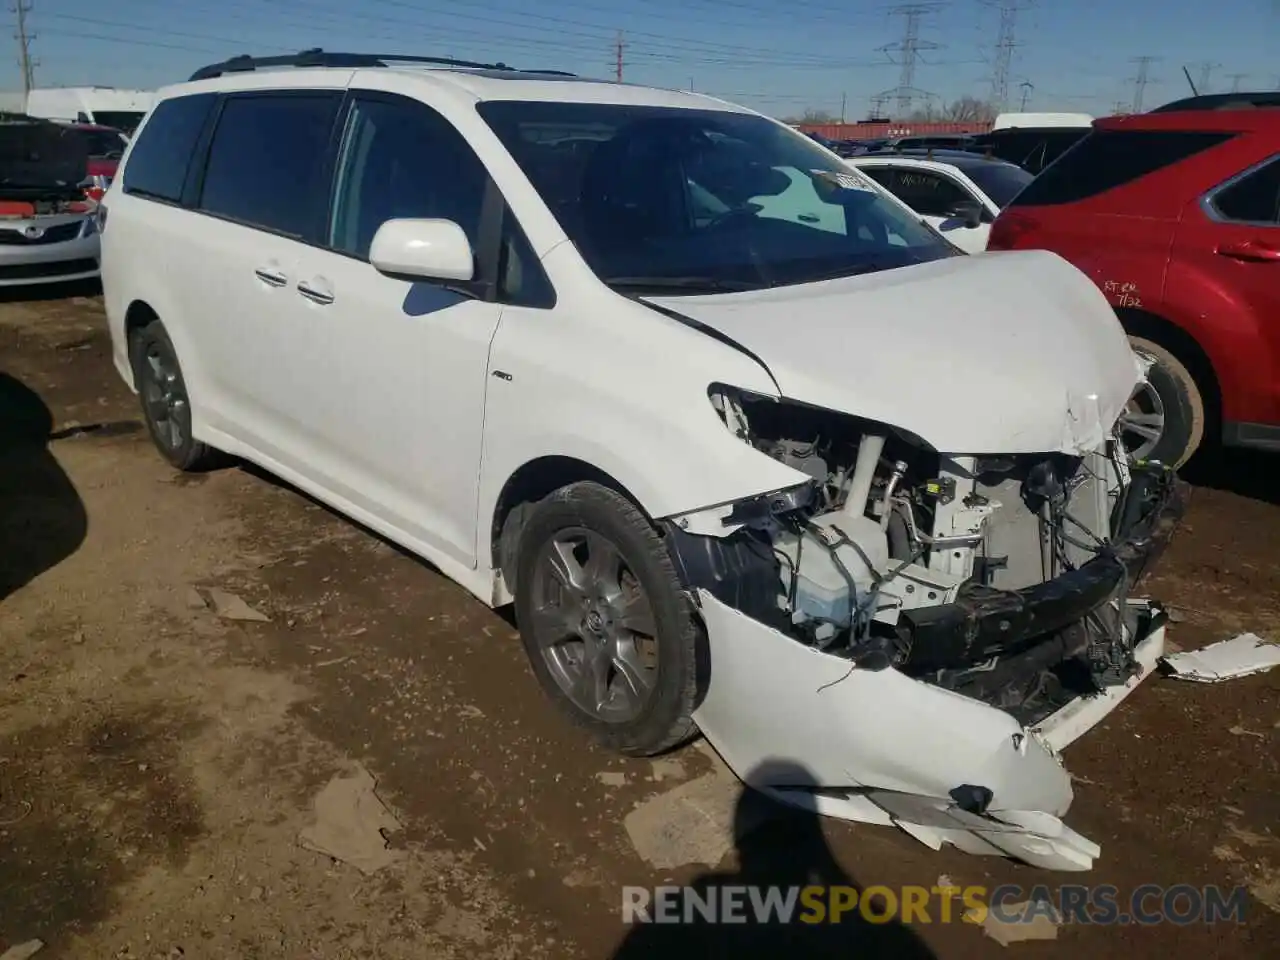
796;120;993;141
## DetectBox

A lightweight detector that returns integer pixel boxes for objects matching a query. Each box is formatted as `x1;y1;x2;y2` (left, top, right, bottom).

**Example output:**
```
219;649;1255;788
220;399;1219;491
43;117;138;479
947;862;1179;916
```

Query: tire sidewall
129;321;199;470
1128;336;1204;469
513;483;697;755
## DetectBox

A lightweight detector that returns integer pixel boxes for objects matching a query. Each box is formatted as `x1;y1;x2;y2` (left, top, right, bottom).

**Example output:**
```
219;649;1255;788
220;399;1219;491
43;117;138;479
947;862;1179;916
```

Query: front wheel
1120;336;1205;469
513;482;701;756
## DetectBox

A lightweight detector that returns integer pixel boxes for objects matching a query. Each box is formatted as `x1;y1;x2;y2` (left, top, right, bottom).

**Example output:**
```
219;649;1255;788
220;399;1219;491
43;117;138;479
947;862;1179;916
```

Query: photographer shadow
610;760;937;959
0;372;87;604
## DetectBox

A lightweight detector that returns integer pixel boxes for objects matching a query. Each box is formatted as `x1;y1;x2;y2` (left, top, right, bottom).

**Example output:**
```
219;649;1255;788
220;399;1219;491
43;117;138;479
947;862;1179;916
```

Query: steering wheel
702;203;763;231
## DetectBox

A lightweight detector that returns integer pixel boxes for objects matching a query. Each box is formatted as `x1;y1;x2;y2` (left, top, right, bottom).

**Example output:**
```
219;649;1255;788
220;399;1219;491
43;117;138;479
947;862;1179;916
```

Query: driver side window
865;167;973;218
328;96;486;259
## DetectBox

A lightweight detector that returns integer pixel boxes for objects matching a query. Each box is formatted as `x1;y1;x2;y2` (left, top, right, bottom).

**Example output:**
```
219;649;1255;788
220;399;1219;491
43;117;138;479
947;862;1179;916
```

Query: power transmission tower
1128;55;1159;112
984;0;1032;111
1225;72;1249;92
1191;60;1219;94
869;92;891;117
614;30;624;83
1018;80;1033;110
879;3;942;118
13;1;35;98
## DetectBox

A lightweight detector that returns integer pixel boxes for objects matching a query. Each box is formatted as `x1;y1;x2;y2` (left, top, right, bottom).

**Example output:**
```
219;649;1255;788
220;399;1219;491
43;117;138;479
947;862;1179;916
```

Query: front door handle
297;280;335;305
1216;240;1280;263
254;266;287;287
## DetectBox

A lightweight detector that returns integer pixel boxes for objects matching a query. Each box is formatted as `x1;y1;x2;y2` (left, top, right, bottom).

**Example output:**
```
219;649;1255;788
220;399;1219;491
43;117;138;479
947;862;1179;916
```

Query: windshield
477;101;957;293
964;162;1034;207
93;111;144;134
77;128;125;159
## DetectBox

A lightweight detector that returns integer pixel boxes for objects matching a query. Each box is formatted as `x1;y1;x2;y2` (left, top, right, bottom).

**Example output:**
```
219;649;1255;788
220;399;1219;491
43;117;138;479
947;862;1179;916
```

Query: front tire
1121;336;1205;469
513;482;700;756
129;320;220;472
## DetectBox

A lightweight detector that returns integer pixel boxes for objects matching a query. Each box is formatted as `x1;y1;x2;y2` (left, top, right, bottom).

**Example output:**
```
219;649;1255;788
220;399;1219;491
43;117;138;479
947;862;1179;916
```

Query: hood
645;250;1141;455
0;121;89;197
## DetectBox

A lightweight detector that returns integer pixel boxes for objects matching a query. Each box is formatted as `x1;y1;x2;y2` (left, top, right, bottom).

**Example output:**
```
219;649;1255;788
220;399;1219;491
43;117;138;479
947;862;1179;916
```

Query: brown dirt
1;287;1277;959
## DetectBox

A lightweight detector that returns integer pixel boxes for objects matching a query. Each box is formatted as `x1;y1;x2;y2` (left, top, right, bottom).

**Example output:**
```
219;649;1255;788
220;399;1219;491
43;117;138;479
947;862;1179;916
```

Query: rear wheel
129;320;220;472
1120;336;1205;468
513;481;700;756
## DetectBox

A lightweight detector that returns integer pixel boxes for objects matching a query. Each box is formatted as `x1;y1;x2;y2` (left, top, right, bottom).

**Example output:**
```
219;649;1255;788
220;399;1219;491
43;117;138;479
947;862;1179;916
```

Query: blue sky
5;0;1279;118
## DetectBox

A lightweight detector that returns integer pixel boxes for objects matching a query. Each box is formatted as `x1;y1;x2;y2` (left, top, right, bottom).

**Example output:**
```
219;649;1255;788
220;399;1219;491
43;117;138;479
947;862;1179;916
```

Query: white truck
23;87;155;134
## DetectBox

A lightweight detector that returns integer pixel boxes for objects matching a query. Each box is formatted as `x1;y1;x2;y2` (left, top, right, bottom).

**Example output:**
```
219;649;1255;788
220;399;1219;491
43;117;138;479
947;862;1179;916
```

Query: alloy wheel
527;527;659;723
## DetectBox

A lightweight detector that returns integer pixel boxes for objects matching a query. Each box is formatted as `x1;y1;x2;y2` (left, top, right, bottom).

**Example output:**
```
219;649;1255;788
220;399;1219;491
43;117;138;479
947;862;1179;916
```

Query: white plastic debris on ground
1161;633;1280;683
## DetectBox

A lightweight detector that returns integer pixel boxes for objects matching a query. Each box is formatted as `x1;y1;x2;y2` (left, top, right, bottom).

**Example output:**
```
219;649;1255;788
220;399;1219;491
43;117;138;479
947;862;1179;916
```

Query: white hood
646;250;1141;454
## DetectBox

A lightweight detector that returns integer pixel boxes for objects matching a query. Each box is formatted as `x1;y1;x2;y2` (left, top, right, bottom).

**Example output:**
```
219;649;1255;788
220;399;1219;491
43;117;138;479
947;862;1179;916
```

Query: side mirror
947;199;984;229
369;218;474;282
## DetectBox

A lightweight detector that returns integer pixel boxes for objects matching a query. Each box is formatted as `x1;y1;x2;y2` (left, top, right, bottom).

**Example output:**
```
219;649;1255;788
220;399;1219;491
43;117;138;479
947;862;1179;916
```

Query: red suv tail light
988;211;1039;250
79;174;111;204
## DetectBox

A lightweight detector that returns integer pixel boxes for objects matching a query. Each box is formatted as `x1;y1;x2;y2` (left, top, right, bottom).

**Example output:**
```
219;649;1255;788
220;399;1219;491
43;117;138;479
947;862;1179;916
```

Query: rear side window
121;93;216;203
198;93;340;238
1209;156;1280;225
1009;130;1234;207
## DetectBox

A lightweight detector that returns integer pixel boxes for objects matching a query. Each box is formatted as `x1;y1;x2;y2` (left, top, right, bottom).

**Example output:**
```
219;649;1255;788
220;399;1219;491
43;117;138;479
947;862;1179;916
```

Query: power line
984;0;1032;111
1128;55;1159;112
879;3;943;117
13;0;35;97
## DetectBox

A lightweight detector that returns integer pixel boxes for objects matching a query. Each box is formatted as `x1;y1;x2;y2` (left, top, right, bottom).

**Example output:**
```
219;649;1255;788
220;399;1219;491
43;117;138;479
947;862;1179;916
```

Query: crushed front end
663;386;1186;870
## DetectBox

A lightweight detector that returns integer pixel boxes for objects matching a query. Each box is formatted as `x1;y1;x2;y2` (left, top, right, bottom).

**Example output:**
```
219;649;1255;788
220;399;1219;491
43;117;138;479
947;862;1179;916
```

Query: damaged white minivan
101;52;1186;872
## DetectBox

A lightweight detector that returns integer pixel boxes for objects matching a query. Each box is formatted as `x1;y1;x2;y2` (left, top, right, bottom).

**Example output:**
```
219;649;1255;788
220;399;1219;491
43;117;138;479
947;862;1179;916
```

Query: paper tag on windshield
812;169;875;192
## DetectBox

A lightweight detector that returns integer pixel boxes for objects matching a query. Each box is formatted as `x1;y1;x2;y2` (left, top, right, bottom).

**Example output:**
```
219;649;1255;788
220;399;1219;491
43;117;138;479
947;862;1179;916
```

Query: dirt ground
1;286;1277;959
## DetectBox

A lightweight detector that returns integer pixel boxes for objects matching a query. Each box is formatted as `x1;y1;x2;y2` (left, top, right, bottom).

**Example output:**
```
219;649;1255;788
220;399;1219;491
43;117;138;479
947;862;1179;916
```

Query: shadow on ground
610;761;936;959
0;371;87;604
0;278;102;304
1181;445;1280;507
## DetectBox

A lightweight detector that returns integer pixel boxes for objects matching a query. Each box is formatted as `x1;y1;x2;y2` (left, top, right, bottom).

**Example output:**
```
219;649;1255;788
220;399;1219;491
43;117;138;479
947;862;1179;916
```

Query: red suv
989;101;1279;468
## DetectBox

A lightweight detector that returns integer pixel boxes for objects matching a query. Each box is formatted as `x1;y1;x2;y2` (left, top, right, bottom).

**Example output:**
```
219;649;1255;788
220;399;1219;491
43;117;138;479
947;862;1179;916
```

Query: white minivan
101;51;1185;871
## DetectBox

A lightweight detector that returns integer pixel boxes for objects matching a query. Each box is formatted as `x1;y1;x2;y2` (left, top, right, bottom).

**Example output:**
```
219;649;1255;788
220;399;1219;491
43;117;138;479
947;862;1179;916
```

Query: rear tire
129;320;221;472
1122;336;1205;469
513;481;701;757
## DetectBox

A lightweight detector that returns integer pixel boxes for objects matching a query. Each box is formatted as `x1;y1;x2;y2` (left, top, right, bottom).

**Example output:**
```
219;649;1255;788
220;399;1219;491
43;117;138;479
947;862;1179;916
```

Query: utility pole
840;91;846;122
879;3;942;118
1018;80;1033;110
870;93;890;118
614;30;624;83
1225;72;1249;92
1129;55;1159;112
13;1;35;99
984;0;1032;112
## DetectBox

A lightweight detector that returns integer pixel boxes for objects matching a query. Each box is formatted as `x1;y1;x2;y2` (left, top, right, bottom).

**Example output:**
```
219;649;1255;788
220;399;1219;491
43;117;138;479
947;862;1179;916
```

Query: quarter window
121;93;217;203
1210;157;1280;225
198;93;340;237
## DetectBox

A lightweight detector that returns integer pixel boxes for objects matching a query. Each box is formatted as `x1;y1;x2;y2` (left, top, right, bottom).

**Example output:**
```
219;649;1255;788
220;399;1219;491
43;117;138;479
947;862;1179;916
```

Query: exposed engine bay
668;386;1183;728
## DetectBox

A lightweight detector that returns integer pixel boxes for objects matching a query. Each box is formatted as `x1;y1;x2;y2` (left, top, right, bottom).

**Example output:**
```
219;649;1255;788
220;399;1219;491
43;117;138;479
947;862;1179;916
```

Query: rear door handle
1216;240;1280;262
254;266;288;287
297;280;335;305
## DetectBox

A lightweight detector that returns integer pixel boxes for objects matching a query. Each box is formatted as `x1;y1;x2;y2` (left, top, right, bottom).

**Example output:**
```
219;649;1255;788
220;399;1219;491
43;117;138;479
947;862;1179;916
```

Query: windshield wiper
604;275;762;294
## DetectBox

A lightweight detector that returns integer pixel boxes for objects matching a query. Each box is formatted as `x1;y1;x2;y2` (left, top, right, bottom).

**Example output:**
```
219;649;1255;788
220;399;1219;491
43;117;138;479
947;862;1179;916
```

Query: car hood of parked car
0;121;89;199
643;249;1141;455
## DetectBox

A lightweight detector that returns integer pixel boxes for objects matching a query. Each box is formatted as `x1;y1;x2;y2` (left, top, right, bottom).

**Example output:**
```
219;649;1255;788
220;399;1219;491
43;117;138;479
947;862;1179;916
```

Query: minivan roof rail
1150;92;1280;113
189;48;577;82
